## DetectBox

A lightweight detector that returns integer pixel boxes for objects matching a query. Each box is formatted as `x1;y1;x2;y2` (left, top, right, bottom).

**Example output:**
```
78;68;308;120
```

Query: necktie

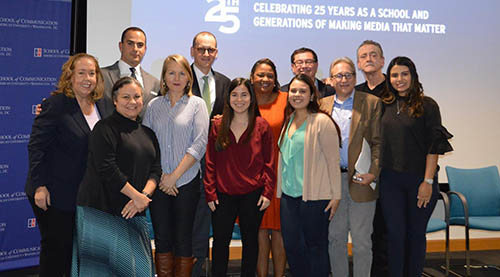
130;67;137;79
202;75;211;115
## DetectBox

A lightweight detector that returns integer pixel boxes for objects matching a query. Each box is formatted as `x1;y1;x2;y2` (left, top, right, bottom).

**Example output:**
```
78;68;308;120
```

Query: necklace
396;99;401;115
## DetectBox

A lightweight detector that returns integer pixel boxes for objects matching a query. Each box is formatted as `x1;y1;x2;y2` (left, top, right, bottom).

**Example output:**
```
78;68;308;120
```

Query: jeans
280;194;330;277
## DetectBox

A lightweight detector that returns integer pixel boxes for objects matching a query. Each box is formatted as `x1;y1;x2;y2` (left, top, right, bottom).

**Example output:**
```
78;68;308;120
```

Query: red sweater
204;117;276;202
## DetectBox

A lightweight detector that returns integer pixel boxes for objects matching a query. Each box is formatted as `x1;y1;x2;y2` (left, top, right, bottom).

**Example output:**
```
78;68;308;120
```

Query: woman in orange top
251;58;288;277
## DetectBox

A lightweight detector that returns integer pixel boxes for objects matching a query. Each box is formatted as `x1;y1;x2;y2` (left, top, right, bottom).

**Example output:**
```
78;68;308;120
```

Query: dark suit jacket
320;90;382;202
191;64;231;118
101;61;160;117
281;78;335;98
25;93;114;211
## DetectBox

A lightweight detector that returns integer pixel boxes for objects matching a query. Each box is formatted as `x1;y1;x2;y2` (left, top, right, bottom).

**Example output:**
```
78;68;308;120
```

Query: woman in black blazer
25;53;113;277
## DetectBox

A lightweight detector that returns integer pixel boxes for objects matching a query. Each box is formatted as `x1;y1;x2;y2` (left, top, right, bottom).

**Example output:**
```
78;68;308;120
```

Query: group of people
25;26;453;277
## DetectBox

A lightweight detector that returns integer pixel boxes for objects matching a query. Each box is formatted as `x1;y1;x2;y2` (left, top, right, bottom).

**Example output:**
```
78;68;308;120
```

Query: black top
77;111;162;216
381;95;453;175
355;75;386;98
25;93;113;211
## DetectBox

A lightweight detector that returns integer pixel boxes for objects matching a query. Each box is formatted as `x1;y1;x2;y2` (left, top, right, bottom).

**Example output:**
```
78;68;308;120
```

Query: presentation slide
88;0;500;180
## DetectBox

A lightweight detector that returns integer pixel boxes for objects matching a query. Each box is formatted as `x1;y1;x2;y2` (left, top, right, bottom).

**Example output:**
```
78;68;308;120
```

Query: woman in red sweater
204;77;275;277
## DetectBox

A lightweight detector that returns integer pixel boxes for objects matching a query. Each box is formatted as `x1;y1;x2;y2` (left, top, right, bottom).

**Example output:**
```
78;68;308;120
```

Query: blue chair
445;165;500;276
425;191;450;276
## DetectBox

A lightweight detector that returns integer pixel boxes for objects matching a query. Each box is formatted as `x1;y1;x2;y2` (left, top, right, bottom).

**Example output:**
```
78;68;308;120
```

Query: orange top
258;91;288;230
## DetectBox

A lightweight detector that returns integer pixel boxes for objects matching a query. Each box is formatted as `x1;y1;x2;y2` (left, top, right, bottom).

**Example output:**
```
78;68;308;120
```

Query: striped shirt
143;94;209;187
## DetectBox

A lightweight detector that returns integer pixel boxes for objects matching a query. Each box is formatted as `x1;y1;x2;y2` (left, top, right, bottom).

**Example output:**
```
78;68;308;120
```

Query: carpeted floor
1;250;499;276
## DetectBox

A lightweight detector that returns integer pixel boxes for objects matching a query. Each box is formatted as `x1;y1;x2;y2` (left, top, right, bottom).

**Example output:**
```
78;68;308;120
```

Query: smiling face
331;61;356;98
164;61;189;95
71;57;97;101
119;30;146;68
114;82;143;120
288;79;312;112
357;44;384;74
190;33;218;74
251;63;275;94
390;65;412;96
229;84;251;115
291;52;318;80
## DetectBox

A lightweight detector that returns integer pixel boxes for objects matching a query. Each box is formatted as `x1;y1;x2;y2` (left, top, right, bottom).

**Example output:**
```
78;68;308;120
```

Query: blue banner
0;0;71;271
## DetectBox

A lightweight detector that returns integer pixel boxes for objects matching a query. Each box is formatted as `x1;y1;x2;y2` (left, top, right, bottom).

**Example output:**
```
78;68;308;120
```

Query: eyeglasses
293;59;316;66
332;72;355;81
196;47;217;55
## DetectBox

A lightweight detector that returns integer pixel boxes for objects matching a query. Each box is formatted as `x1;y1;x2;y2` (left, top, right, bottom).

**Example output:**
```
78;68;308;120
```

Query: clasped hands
121;191;151;219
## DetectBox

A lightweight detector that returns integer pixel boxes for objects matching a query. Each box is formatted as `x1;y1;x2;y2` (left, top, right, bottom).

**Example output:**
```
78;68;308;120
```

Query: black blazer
281;78;335;98
25;93;113;211
191;64;231;118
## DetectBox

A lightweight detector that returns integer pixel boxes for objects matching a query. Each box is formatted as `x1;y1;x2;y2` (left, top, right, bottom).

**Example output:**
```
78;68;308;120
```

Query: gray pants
329;173;376;277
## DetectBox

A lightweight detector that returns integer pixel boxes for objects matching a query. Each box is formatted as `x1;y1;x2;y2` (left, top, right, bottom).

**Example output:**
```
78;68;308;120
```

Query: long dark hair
381;56;424;117
215;78;260;151
279;74;341;149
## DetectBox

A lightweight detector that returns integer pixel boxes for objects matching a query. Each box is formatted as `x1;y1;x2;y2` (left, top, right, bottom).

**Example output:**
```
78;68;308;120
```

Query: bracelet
142;191;152;199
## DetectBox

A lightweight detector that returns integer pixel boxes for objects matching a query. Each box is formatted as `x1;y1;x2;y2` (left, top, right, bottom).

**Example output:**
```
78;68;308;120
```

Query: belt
340;167;348;173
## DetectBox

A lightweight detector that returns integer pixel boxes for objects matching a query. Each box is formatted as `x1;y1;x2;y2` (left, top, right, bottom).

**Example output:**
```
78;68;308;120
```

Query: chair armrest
447;190;469;227
439;191;450;226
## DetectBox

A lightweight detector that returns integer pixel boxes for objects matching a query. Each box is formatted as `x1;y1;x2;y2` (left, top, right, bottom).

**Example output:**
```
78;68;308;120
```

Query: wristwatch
142;191;152;199
424;178;434;185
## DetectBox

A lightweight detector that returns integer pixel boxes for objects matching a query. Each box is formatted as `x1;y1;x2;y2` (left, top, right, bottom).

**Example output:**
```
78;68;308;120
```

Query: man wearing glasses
189;31;231;277
281;47;335;98
101;27;160;117
320;57;382;277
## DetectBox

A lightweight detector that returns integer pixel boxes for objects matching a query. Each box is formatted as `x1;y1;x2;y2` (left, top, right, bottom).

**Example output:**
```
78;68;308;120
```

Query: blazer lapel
191;64;201;97
69;98;91;135
348;93;362;147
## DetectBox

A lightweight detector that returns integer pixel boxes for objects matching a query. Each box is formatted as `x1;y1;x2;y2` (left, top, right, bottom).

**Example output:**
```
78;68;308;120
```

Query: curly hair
51;53;104;101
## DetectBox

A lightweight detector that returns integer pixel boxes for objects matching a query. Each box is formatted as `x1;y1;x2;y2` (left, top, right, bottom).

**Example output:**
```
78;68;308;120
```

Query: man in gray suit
101;26;160;117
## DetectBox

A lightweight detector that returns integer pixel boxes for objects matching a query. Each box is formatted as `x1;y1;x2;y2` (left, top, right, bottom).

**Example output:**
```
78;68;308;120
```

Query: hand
35;98;45;116
159;173;179;196
352;173;376;186
208;200;219;212
417;181;433;208
34;186;51;211
325;199;340;220
132;192;152;212
211;114;222;122
257;196;270;211
121;200;140;219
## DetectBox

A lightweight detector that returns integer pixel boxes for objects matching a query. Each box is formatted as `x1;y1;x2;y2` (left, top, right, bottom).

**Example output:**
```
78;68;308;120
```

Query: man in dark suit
101;27;160;117
281;47;335;98
320;57;382;277
189;31;231;277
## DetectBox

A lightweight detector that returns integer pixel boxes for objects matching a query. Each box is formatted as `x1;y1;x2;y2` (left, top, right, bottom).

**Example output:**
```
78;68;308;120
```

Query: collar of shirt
118;59;144;86
193;64;216;105
332;90;354;168
163;93;189;106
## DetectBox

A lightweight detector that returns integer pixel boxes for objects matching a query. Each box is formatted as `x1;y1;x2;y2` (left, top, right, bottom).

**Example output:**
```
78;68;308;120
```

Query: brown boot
155;252;174;277
174;256;194;277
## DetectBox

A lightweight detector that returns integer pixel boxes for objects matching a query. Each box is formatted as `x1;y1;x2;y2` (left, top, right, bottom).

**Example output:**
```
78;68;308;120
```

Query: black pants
150;174;200;257
211;188;264;277
379;169;438;277
371;199;389;276
28;197;75;277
